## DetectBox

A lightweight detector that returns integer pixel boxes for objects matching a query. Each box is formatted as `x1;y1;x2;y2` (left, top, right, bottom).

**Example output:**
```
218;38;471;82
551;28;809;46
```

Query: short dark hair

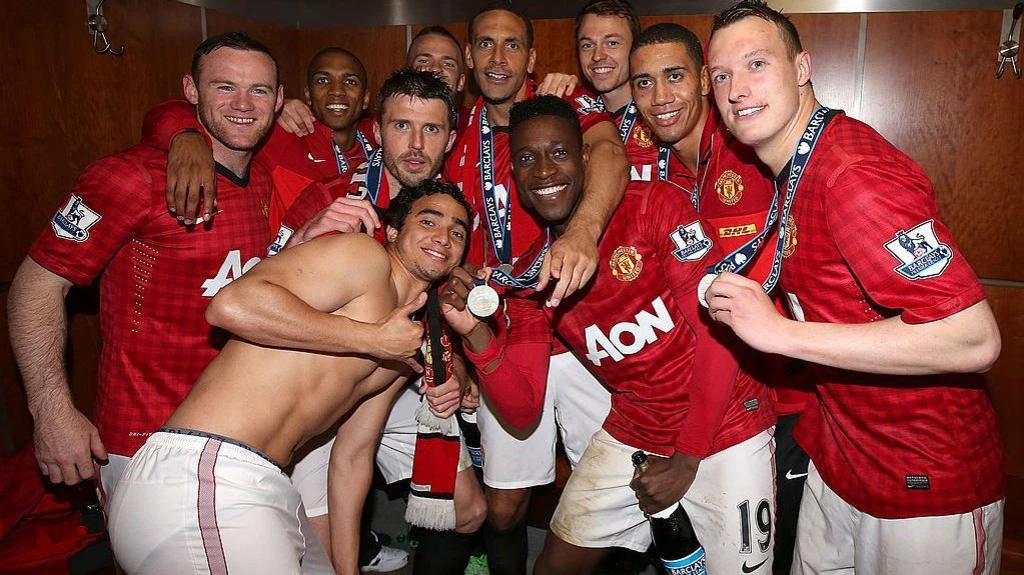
412;26;461;50
192;32;278;84
468;2;534;50
509;95;583;148
306;47;366;86
632;23;704;68
712;0;803;58
375;68;458;132
574;0;641;45
383;179;473;234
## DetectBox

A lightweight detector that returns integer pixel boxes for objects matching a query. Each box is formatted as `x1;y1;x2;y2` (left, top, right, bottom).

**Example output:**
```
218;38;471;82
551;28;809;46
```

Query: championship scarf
405;287;461;531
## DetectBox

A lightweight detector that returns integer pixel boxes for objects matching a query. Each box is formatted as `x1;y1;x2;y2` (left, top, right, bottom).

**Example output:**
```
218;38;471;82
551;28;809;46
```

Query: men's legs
790;461;858;575
476;370;560;575
771;413;808;575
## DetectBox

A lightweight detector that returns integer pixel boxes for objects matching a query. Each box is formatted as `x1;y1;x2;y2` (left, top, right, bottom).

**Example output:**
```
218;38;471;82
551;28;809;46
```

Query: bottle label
467;446;484;468
663;547;707;575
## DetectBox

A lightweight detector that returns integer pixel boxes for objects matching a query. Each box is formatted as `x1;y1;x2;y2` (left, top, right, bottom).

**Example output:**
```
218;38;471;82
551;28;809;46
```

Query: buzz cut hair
509;95;583;148
468;2;534;50
574;0;641;44
375;68;458;132
192;32;278;85
631;23;704;68
306;47;366;86
712;0;804;58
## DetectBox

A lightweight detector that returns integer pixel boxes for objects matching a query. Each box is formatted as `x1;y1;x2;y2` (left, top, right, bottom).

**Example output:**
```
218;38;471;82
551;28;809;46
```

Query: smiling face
577;13;633;100
304;50;369;132
374;95;455;188
184;47;282;153
408;33;466;93
706;16;810;156
510;115;588;230
466;9;536;104
630;41;708;148
386;193;469;281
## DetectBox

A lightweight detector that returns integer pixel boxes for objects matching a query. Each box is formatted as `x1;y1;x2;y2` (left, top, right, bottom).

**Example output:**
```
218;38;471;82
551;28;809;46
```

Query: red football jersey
29;146;272;457
467;181;774;457
141;100;378;232
605;100;660;183
270;150;393;253
662;107;812;414
780;113;1003;518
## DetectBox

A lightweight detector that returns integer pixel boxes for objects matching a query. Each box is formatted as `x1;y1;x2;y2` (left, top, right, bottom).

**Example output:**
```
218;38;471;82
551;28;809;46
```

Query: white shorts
550;428;776;574
97;452;131;508
477;351;611;489
792;461;1004;575
107;430;332;575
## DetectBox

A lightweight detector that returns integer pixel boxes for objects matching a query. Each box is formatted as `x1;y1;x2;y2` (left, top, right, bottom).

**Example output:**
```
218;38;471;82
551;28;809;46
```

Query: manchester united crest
714;170;744;206
632;124;653;148
610;246;643;282
782;215;798;258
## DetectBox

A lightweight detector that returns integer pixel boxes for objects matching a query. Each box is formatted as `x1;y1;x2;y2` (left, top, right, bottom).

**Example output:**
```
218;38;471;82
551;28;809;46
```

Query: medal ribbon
708;107;840;294
363;148;385;206
478;105;513;265
484;229;551;290
607;98;639;145
334;129;374;174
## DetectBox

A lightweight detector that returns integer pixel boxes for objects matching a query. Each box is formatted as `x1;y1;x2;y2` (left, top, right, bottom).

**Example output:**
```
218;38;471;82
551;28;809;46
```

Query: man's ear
581;142;591;166
275;84;285;114
445;129;457;154
360;90;370;113
700;65;711;97
527;48;537;74
464;43;475;70
304;87;312;107
183;75;199;105
373;120;383;146
796;51;812;87
385;225;399;243
456;72;466;93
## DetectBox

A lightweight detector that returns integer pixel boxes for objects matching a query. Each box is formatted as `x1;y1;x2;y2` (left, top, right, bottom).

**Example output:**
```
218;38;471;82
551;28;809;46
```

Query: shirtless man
106;181;472;575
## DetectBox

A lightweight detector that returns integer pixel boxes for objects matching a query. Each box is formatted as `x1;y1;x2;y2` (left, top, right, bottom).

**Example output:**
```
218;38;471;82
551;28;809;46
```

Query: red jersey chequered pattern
468;181;774;457
606;101;660;183
141;100;378;232
29;146;272;457
663;107;812;414
782;113;1003;518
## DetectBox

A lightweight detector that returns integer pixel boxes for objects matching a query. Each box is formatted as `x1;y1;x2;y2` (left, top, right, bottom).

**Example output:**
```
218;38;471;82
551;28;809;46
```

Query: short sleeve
824;160;985;324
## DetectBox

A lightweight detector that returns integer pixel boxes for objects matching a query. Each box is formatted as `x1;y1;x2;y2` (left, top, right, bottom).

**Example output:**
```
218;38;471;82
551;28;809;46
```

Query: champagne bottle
632;451;707;575
456;411;483;468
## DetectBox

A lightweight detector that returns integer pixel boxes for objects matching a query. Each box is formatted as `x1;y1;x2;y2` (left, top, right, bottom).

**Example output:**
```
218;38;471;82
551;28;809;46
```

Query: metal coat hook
87;0;125;56
997;2;1022;79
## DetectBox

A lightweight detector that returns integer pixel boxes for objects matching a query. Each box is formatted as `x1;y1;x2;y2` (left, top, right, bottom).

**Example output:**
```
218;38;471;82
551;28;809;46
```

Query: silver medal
697;273;717;309
467;284;500;317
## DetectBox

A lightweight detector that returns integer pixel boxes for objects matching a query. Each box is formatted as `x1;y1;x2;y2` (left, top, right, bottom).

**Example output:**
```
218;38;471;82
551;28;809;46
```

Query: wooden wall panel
296;26;408;115
531;19;578;81
789;13;860;112
861;12;1024;282
0;0;202;284
205;8;302;98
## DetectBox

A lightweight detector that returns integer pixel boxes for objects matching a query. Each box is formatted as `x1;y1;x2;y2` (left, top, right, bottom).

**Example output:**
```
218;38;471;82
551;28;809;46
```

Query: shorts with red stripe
107;429;333;574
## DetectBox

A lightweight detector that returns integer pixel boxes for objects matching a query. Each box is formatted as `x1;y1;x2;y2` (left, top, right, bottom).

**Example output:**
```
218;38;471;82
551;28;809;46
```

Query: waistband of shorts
156;427;281;470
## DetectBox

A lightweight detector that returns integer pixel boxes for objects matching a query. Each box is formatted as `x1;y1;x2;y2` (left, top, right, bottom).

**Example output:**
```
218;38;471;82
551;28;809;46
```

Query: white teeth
226;116;255;124
655;111;679;120
326;104;349;111
533;184;567;196
486;72;509;80
591;67;613;74
423;249;446;259
737;106;765;117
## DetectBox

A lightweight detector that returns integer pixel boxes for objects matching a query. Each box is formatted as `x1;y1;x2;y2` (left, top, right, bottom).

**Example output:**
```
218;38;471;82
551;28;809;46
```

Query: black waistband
160;427;279;469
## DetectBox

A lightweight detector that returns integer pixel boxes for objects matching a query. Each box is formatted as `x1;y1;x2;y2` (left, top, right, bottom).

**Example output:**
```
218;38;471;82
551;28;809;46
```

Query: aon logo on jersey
585;297;675;367
201;250;261;297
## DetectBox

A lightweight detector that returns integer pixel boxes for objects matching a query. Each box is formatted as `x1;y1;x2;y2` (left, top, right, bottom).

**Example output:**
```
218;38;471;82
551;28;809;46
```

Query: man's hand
373;293;427;372
535;72;580;98
630;452;699;515
705;272;788;354
536;227;599;307
440;266;485;338
420;374;462;418
278;98;316;136
166;131;216;225
33;400;107;485
287;197;381;247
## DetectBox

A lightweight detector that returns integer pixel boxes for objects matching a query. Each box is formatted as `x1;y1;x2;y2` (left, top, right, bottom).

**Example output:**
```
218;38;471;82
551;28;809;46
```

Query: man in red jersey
704;2;1004;573
443;96;775;575
629;22;812;573
441;5;628;573
146;47;376;231
574;0;659;182
8;31;410;503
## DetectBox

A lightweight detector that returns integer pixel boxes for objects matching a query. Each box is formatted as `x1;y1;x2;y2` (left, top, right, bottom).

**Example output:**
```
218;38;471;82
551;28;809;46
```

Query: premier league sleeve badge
884;219;953;280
